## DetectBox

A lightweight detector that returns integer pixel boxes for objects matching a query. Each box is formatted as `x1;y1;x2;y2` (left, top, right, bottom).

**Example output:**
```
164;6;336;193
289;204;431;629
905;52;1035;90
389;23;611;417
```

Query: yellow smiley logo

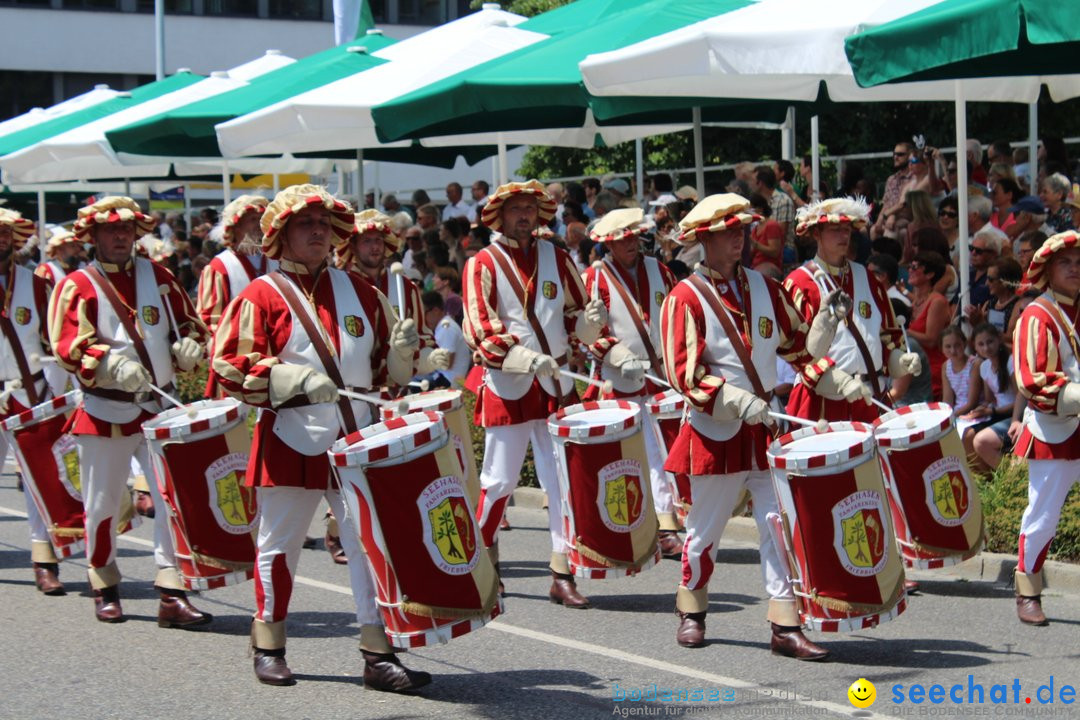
847;678;876;708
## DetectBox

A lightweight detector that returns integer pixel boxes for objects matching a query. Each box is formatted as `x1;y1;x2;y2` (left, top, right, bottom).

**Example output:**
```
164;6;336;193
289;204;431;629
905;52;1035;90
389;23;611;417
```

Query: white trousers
78;433;175;587
630;397;675;517
1018;459;1080;574
476;419;566;553
681;470;792;600
254;486;380;626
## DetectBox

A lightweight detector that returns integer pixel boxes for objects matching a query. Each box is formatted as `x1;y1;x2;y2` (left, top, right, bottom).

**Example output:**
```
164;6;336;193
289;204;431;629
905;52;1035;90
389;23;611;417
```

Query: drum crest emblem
857;301;871;319
13;307;30;325
758;317;773;339
142;305;160;326
344;315;365;338
542;280;557;300
922;457;970;527
205;453;257;534
597;459;646;533
52;434;82;500
831;490;888;576
418;476;478;575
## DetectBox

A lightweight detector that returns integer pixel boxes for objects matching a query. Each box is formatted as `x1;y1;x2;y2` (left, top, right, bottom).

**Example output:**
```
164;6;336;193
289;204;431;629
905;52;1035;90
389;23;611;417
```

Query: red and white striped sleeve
196;257;230;335
462;251;518;368
1014;302;1069;413
47;272;107;388
660;282;722;415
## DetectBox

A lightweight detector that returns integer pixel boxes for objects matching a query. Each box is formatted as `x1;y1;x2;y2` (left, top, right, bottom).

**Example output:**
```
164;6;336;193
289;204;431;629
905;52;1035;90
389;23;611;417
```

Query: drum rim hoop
141;398;246;440
1;390;82;432
379;389;462;419
872;402;953;448
547;399;641;440
767;420;875;471
331;410;448;465
645;390;684;415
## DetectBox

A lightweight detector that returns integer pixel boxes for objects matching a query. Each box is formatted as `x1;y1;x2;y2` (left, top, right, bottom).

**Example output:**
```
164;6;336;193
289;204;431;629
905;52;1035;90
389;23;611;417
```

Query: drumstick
769;411;829;432
811;268;836;319
157;284;182;343
394;379;430;416
149;383;197;418
28;353;56;364
897;315;912;353
390;262;407;322
591;260;603;304
559;368;613;395
338;388;409;416
645;373;671;388
869;396;893;413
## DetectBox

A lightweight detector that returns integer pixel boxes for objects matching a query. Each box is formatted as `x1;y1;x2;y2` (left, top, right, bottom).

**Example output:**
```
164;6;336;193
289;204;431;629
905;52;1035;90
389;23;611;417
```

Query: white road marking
0;503;881;718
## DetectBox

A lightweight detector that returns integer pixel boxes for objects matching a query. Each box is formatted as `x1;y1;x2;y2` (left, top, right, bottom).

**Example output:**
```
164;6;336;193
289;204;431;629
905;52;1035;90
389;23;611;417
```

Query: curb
511;488;1080;597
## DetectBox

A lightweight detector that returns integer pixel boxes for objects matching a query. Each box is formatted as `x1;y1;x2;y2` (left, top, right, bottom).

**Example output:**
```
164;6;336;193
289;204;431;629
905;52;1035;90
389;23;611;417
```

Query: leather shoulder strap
599;262;662;375
266;271;357;435
0;274;39;405
813;262;886;402
84;263;159;387
687;273;767;399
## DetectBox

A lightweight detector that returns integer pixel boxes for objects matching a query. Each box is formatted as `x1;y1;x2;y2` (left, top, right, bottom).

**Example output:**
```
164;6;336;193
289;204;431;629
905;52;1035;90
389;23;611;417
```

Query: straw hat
1025;230;1080;291
221;194;268;245
336;209;402;269
480;180;557;231
0;208;36;250
72;197;155;244
590;207;649;243
795;196;870;236
44;228;79;258
676;193;758;245
260;184;354;260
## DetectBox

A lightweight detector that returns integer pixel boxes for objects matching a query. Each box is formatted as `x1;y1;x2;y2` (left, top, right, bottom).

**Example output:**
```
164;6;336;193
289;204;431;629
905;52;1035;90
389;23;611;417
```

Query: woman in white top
961;323;1021;470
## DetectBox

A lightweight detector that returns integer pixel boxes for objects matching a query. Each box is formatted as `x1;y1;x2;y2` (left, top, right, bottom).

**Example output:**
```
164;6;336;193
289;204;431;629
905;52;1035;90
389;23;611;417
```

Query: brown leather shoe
549;571;590;609
770;623;830;661
302;536;318;550
658;531;683;559
253;649;295;686
33;563;65;596
157;590;213;629
325;533;348;565
94;586;125;623
904;579;921;595
362;651;432;693
675;611;706;648
1016;596;1049;626
134;490;155;518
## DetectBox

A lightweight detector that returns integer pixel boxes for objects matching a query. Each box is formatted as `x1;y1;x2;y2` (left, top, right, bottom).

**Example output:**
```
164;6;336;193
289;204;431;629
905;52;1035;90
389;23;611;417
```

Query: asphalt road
1;473;1078;720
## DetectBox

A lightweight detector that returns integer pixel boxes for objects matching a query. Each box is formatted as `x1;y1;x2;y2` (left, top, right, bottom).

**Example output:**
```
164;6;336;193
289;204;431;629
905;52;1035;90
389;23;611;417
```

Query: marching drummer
212;184;430;691
660;193;853;660
36;228;85;396
463;180;608;608
1012;230;1080;626
783;197;918;421
195;194;273;335
0;210;65;595
581;208;683;557
49;197;211;627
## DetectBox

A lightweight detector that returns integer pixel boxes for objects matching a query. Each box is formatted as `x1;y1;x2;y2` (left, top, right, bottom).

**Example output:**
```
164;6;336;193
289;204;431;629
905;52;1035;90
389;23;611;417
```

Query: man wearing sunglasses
964;226;1007;321
870;142;915;240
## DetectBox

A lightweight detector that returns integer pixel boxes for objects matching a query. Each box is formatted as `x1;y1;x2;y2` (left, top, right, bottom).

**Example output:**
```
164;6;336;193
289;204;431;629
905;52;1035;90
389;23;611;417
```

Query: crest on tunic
758;316;774;339
142;306;160;326
344;315;365;338
542;280;557;300
13;307;30;325
655;291;664;308
857;301;871;319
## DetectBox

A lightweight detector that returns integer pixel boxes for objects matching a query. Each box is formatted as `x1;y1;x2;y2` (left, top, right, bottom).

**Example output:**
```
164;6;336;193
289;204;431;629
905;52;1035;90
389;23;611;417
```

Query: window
61;0;121;8
267;0;322;20
202;0;257;16
396;0;443;25
135;0;194;12
0;70;53;123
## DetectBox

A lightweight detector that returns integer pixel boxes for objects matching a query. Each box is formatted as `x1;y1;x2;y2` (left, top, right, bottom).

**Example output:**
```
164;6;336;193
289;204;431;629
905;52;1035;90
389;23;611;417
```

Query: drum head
645;390;684;416
874;403;953;448
382;389;462;420
549;401;640;442
333;411;448;467
769;422;875;472
144;398;242;436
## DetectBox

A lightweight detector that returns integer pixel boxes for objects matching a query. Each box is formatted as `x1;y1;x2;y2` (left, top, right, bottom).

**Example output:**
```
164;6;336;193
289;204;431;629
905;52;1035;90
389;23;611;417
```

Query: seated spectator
906;251;951;400
912;226;958;301
433;266;463;325
416;202;440;230
963;323;1020;471
1040;172;1074;233
440;216;470;271
1005;195;1047;243
867;252;910;309
966;225;1007;312
936;195;961;260
990;177;1022;234
887;300;932;407
968;257;1022;344
748;193;783;278
940;325;978;416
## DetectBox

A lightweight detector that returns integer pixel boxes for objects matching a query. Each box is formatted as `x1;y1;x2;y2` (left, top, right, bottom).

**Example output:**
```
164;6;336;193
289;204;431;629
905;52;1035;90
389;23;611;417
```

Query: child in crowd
961;323;1020;470
941;325;978;415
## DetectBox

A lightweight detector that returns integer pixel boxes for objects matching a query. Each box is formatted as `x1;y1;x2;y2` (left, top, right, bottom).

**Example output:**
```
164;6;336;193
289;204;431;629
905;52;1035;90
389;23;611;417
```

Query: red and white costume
1011;231;1080;598
581;208;679;530
36;228;83;396
211;186;412;653
464;183;594;571
197;248;278;334
51;252;206;591
660;194;815;626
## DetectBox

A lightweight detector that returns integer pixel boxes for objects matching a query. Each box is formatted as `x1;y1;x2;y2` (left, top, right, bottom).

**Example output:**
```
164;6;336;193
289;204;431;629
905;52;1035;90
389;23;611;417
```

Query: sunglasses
893;151;909;157
968;244;992;255
938;210;958;218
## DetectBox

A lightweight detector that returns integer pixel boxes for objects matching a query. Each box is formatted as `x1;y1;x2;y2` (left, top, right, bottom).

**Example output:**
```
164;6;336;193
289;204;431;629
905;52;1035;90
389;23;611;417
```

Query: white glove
712;383;770;425
427;348;451;371
0;387;11;414
390;318;420;359
530;353;560;379
301;369;339;404
806;289;850;358
823;287;852;320
585;297;608;328
605;343;648;383
887;348;922;378
1057;382;1080;417
96;353;151;393
815;366;870;403
171;336;204;373
576;297;609;345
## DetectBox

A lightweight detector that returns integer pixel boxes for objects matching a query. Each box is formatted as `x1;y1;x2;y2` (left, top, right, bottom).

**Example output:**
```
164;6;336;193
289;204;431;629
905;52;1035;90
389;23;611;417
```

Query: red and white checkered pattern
330;411;447;467
644;389;685;419
1;390;81;433
384;600;503;649
805;596;907;633
570;547;662;580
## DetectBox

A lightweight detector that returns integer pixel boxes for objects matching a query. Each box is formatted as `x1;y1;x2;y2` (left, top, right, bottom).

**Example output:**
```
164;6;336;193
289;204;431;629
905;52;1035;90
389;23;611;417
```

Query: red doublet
1013;295;1080;460
212;262;395;489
